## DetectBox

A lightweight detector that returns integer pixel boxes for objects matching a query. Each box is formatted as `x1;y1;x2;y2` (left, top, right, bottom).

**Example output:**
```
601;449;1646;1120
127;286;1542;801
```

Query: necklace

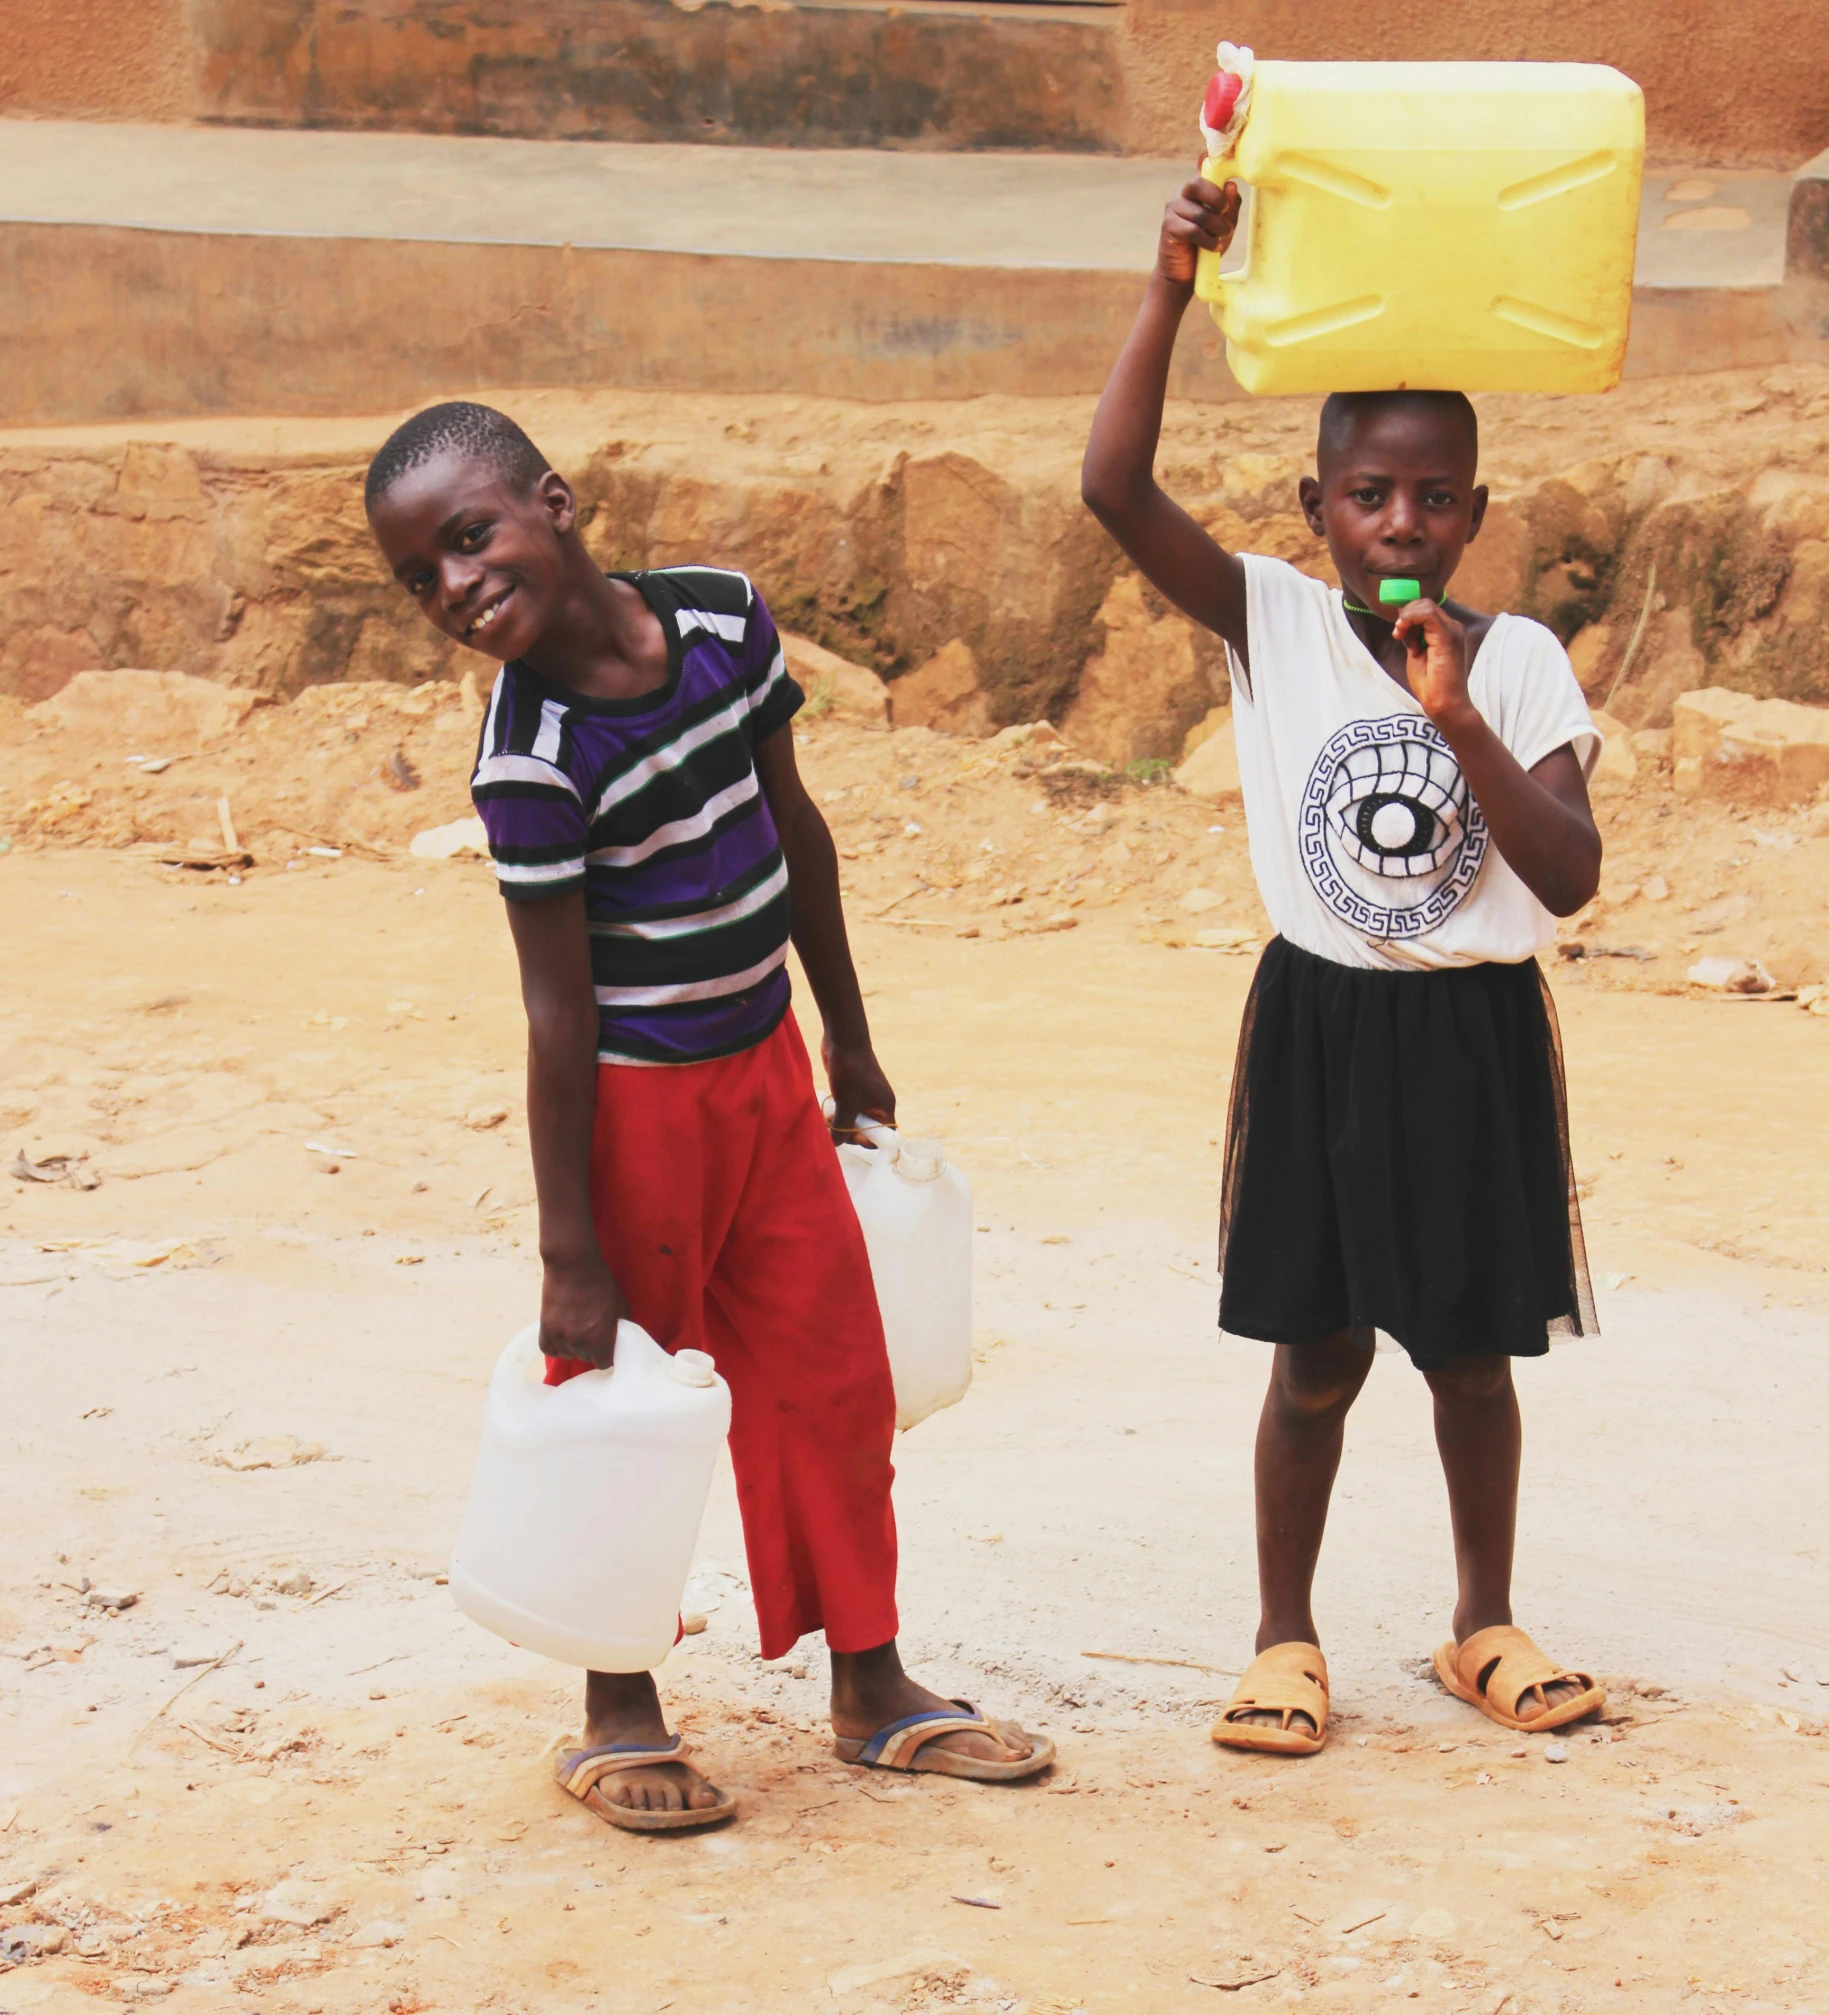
1340;593;1389;620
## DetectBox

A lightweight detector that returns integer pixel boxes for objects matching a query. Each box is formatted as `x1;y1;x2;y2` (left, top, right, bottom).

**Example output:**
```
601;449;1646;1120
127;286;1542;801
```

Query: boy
1080;180;1608;1751
366;402;1051;1828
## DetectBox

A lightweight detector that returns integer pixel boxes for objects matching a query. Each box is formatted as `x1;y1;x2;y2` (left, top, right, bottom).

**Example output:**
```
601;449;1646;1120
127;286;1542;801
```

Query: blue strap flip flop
554;1734;736;1833
834;1699;1055;1782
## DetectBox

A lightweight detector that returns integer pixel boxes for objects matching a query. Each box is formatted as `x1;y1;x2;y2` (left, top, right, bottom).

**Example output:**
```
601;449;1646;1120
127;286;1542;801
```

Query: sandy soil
3;719;1828;2015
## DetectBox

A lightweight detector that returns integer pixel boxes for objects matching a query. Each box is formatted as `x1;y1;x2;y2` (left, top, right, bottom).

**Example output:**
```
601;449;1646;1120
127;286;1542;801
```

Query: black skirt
1217;936;1595;1367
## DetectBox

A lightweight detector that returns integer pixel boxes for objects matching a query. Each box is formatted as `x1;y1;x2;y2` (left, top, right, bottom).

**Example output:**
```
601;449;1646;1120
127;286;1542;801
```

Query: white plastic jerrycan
835;1120;973;1432
449;1321;730;1672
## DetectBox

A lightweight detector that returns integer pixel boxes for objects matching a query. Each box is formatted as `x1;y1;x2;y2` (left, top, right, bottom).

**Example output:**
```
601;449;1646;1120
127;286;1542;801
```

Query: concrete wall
0;0;188;122
2;0;1824;167
1120;0;1829;168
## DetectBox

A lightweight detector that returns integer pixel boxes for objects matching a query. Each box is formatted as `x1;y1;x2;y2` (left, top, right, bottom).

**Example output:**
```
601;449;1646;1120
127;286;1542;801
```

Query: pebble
1544;1743;1570;1764
84;1588;140;1612
348;1919;407;1949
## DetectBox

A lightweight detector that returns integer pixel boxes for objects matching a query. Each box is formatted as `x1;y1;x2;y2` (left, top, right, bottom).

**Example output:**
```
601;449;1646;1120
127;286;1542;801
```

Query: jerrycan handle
593;1319;719;1392
1194;156;1248;308
823;1096;901;1165
496;1317;681;1423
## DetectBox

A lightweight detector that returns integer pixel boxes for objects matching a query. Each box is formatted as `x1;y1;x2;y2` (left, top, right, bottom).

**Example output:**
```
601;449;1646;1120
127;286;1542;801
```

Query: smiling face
366;450;577;663
1298;397;1488;609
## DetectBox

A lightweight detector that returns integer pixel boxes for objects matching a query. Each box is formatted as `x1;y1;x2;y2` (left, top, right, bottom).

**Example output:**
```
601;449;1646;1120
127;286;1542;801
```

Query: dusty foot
829;1642;1042;1770
1227;1630;1322;1737
579;1670;725;1817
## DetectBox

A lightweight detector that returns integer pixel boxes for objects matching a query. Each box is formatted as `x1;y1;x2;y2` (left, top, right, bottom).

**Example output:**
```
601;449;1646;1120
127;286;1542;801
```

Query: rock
172;1643;235;1668
348;1919;407;1949
1407;1907;1458;1941
1061;576;1216;764
409;817;489;860
1634;727;1673;764
1687;955;1776;994
34;669;258;750
1587;708;1638;793
260;1880;334;1929
1672;688;1829;806
829;1948;968;1997
84;1588;139;1612
0;1879;39;1909
780;633;889;729
964;720;1069;771
464;1104;509;1131
1174;710;1242;801
1806;799;1829;838
4;1923;69;1956
1177;887;1222;914
889;640;993;737
1181;704;1231;758
1642;874;1671;901
680;1612;709;1635
271;1568;313;1597
1543;1742;1570;1763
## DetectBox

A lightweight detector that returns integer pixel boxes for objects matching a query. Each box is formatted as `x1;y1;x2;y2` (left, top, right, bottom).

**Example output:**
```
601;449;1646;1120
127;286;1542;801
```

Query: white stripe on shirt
473;752;582;798
588;707;753;824
584;770;760;871
532;697;566;763
593;941;789;1009
495;854;588;887
587;859;787;942
676;607;748;644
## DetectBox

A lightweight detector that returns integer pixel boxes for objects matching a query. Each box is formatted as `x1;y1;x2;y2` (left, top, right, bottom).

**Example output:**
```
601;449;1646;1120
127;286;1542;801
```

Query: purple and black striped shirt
470;566;804;1065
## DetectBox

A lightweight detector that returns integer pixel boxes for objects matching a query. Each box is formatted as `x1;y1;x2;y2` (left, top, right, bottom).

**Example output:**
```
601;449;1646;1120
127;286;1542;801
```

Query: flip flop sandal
554;1735;736;1833
1211;1642;1329;1756
834;1700;1055;1783
1432;1625;1605;1733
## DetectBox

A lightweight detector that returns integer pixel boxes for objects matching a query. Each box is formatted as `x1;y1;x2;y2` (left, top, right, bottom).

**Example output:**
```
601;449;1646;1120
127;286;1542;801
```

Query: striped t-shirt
470;566;804;1065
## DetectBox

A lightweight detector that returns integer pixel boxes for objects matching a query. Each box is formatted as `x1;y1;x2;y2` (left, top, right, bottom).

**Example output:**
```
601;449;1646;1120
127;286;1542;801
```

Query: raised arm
753;723;896;1135
506;890;630;1367
1081;176;1250;659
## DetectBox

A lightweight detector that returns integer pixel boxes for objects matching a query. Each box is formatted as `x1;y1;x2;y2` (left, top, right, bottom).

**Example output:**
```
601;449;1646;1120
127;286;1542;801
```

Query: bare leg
1424;1353;1579;1712
1238;1328;1375;1731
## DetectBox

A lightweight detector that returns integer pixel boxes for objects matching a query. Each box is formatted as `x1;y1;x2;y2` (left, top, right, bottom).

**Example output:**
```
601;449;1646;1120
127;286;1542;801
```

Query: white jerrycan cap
892;1137;947;1182
668;1348;719;1388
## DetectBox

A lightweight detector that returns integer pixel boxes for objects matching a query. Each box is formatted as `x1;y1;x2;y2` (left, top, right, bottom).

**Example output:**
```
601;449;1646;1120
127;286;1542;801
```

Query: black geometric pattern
1298;716;1489;940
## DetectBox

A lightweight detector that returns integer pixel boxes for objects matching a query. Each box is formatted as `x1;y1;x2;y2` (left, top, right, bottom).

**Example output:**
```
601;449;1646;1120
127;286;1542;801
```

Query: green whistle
1378;577;1422;605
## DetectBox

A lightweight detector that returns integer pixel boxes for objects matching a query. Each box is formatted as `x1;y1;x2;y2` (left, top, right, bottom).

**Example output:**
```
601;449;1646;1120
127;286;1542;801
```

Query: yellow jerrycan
1193;58;1645;395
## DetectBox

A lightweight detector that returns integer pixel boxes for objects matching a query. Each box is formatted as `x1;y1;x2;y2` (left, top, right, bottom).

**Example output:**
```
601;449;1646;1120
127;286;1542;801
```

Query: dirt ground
3;713;1829;2015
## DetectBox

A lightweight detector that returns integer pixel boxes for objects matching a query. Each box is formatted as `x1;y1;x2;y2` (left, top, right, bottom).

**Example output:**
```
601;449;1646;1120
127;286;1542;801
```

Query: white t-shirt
1229;555;1600;972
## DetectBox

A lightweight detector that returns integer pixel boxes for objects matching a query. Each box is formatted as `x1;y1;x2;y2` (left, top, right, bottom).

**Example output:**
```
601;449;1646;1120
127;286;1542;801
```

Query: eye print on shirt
1298;717;1489;941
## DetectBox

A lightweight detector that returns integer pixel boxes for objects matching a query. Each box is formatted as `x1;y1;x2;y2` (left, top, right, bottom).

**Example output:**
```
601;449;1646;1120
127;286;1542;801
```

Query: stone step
1;120;1824;424
193;0;1129;154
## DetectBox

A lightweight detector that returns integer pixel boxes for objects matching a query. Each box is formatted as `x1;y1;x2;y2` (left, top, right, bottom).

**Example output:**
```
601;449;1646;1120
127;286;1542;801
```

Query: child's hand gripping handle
1192;52;1251;305
1193;155;1232;305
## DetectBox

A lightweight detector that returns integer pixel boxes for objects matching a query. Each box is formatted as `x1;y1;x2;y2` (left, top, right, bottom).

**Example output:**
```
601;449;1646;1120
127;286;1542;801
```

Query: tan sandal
1211;1642;1329;1756
554;1737;736;1833
1432;1626;1605;1733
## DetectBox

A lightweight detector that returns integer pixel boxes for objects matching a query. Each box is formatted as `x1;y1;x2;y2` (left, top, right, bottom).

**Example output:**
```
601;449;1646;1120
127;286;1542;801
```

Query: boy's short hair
364;401;551;512
1317;390;1478;472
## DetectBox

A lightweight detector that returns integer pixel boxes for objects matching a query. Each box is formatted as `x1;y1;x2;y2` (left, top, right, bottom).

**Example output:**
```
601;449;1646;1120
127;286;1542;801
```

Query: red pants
544;1014;899;1661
